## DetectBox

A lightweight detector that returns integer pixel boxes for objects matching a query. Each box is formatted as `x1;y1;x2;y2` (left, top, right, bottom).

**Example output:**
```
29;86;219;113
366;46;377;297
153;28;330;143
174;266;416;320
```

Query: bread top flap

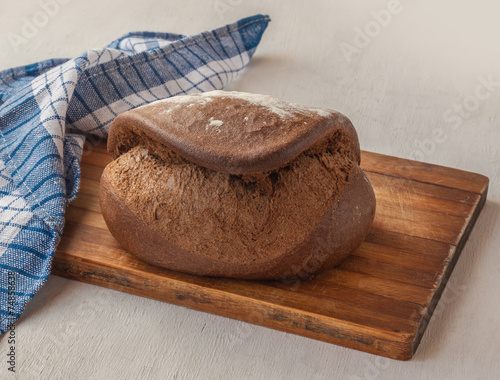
107;90;360;175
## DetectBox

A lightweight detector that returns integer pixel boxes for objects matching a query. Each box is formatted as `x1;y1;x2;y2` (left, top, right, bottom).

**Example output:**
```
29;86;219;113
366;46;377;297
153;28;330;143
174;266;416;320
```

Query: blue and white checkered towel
0;14;270;334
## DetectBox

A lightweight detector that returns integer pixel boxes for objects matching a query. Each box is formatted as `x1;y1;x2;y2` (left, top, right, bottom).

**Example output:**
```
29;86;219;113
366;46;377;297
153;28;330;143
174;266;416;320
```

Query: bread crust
107;91;361;174
100;91;376;279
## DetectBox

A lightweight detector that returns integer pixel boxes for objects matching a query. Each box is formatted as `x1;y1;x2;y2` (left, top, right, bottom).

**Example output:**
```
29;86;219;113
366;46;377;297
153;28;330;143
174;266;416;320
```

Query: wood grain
52;144;488;360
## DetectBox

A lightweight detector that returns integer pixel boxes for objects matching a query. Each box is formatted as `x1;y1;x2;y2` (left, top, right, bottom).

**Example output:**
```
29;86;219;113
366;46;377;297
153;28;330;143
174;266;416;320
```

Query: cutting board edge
51;252;417;360
409;181;489;357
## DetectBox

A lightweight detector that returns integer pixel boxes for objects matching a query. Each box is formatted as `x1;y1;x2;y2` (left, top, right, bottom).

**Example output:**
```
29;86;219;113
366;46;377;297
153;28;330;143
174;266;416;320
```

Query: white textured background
1;0;499;379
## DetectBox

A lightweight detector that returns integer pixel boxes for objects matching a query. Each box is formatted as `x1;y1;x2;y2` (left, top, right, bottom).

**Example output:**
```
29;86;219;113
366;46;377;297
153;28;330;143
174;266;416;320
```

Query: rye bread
100;91;376;280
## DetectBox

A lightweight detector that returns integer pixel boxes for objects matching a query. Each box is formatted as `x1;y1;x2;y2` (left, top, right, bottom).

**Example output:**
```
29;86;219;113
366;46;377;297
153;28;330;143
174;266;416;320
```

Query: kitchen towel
0;14;270;334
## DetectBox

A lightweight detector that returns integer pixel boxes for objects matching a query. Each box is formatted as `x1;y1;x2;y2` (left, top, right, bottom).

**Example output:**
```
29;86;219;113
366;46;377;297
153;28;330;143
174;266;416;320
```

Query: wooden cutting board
52;142;488;360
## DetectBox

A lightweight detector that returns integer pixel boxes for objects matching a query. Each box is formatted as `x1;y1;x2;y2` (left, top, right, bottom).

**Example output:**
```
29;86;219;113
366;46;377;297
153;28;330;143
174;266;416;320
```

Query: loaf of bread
100;91;376;280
